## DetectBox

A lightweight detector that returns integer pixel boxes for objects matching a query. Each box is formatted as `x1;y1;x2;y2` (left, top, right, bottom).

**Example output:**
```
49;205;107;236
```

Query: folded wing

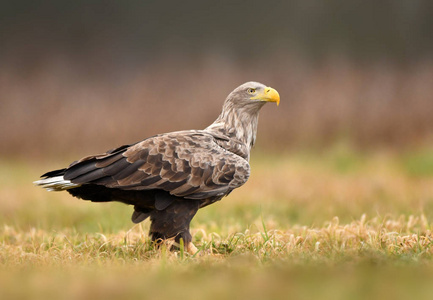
56;131;250;200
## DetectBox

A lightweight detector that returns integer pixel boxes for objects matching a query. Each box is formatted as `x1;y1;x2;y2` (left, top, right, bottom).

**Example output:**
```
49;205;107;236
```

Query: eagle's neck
205;102;263;161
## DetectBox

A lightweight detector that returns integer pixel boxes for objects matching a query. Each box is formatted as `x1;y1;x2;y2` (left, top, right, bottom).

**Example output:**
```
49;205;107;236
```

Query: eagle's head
225;81;280;111
207;82;280;156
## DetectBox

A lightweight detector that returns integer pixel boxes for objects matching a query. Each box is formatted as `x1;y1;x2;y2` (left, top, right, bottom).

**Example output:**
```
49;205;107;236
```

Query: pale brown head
224;81;280;112
207;82;280;158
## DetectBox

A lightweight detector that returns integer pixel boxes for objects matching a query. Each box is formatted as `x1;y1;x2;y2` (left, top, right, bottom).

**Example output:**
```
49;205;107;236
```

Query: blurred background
2;4;433;296
1;0;433;158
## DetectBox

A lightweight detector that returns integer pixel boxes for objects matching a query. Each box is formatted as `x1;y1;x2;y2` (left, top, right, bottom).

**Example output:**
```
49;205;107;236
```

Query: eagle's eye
247;88;256;94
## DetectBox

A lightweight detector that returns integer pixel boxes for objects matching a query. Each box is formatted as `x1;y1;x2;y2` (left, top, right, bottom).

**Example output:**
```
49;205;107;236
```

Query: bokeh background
2;0;433;159
2;2;433;299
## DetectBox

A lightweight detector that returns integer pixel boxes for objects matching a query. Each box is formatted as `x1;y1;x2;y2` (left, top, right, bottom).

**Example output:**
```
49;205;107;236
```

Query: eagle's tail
33;168;80;191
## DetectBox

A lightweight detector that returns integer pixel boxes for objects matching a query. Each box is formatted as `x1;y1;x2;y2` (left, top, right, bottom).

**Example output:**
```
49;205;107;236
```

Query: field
2;1;433;299
2;146;433;299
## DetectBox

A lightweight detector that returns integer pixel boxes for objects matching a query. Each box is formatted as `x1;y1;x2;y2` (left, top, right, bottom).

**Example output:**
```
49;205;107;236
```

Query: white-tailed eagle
34;81;280;254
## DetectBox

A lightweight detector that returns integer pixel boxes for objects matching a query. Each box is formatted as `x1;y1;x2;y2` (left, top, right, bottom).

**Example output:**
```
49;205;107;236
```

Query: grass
2;147;433;299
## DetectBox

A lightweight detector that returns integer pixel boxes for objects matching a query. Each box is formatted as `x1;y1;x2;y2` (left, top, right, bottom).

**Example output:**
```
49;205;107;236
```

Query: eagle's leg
149;199;200;254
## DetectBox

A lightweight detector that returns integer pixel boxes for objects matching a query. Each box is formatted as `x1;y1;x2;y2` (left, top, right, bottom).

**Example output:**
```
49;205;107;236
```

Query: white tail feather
33;176;80;191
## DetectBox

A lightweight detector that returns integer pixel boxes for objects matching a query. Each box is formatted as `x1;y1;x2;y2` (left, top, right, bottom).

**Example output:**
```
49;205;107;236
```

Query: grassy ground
2;146;433;299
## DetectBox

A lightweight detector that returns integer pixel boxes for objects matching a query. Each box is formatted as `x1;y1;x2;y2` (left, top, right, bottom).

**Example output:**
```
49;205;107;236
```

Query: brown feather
36;81;278;250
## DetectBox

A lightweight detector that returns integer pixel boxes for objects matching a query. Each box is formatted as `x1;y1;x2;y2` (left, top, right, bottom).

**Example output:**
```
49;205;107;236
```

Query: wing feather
64;161;99;180
72;168;107;183
112;160;146;180
95;152;124;168
63;131;250;200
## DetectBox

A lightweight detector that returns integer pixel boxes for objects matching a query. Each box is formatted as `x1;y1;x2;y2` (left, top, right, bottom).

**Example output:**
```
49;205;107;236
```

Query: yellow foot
187;242;198;255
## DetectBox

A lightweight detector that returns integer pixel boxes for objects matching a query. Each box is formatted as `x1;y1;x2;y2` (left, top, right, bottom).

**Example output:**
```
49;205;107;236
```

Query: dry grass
2;148;433;299
2;214;433;300
2;214;433;266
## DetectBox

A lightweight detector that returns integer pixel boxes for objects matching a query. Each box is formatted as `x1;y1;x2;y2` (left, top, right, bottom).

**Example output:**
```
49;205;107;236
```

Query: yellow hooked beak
250;87;280;106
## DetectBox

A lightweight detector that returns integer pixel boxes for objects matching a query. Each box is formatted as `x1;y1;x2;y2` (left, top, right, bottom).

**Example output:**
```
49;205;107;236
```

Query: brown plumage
34;81;280;253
